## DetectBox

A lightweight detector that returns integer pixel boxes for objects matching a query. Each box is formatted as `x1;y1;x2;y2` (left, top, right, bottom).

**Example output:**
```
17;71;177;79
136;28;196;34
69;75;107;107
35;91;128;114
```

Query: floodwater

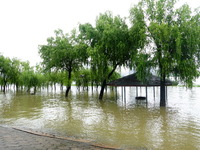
0;86;200;150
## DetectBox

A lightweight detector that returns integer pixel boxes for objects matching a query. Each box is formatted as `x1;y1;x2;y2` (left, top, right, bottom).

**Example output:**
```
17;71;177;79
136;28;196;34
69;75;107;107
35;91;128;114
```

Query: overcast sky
0;0;199;66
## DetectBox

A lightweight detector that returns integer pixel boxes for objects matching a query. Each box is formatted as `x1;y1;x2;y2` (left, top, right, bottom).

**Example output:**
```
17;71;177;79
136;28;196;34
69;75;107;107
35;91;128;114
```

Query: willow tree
39;29;88;97
80;12;134;100
10;58;22;91
130;0;200;106
0;55;12;92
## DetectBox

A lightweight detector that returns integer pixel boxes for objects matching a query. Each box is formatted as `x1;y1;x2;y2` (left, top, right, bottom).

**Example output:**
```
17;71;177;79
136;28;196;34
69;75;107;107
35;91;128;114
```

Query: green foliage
134;53;152;82
10;58;22;89
39;29;88;73
79;12;137;99
0;55;12;91
107;68;121;82
95;12;130;65
130;0;200;87
0;55;45;93
19;62;36;91
74;69;91;88
39;29;89;96
1;1;199;100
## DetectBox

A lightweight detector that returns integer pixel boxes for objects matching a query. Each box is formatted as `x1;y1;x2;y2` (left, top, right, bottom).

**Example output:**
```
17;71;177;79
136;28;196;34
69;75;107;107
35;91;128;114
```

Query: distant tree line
0;54;120;94
1;0;200;107
0;55;40;93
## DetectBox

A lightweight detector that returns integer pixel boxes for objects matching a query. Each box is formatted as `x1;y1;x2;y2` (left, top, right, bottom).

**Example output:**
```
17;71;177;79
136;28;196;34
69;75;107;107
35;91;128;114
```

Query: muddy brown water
0;86;200;149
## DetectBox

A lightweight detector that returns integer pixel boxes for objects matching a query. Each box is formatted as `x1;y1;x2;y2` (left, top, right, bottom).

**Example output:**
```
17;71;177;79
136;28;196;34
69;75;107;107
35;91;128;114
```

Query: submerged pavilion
107;73;173;100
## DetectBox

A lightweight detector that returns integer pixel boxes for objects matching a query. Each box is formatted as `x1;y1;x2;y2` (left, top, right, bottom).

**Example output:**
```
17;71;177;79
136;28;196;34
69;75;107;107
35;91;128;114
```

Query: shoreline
12;127;121;150
0;125;125;150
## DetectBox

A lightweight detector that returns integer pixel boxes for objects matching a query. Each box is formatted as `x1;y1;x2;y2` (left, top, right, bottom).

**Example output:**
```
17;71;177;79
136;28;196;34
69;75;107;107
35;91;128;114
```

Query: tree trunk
27;86;30;93
91;82;94;93
160;74;166;107
157;44;166;107
65;67;72;97
99;63;119;100
65;86;71;97
34;86;37;95
3;78;7;93
99;79;106;100
3;84;6;93
54;83;56;91
60;83;63;91
16;83;19;92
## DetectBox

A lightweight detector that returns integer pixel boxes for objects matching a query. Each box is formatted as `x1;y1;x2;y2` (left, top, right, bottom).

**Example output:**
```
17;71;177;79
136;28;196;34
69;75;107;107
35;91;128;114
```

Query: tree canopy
39;29;88;97
0;55;43;93
130;0;200;106
79;12;143;99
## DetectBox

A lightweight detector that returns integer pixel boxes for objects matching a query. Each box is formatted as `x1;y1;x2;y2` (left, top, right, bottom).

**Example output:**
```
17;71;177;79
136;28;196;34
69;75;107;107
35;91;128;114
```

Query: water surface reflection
0;86;200;149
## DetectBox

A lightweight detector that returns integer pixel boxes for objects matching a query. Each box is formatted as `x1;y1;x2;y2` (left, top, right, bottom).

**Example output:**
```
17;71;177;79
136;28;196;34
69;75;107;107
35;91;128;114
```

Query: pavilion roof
107;73;173;87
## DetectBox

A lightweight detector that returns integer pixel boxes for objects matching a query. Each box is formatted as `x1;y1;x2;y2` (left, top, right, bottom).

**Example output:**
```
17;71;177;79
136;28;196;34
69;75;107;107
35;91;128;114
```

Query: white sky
0;0;199;66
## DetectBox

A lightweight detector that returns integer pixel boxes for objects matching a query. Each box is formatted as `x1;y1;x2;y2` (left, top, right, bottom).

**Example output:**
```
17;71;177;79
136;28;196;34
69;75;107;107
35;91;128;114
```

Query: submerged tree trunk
99;79;107;100
91;82;94;93
157;45;166;107
60;83;63;91
54;83;56;91
27;86;31;93
2;84;6;93
65;68;72;97
65;86;71;97
99;64;119;100
16;83;19;92
160;74;166;107
2;78;7;93
33;86;37;95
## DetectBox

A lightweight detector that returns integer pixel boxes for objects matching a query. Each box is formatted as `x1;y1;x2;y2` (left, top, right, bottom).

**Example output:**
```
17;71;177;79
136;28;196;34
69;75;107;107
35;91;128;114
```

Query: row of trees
1;0;199;106
0;54;120;94
39;0;200;106
0;55;40;93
